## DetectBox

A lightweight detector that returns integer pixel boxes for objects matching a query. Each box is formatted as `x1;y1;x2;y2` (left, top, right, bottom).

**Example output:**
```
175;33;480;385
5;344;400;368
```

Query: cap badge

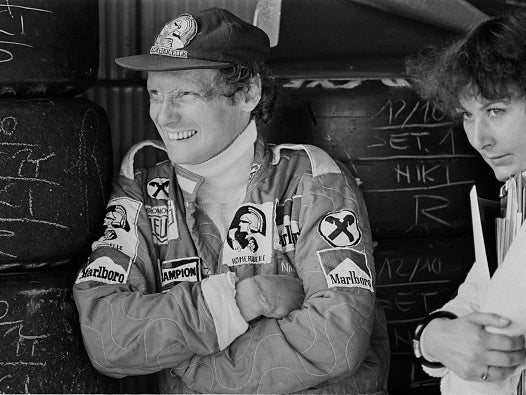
150;13;197;58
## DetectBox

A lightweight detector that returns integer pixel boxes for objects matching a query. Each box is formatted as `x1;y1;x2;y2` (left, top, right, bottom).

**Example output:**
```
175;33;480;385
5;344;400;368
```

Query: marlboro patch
317;247;373;292
76;256;129;285
318;209;361;247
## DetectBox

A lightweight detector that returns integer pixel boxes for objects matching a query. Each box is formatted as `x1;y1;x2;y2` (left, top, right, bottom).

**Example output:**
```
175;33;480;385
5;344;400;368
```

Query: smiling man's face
147;69;253;165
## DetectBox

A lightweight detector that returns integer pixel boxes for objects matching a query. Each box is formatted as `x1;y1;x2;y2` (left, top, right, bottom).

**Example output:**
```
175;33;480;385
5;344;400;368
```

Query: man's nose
157;99;181;126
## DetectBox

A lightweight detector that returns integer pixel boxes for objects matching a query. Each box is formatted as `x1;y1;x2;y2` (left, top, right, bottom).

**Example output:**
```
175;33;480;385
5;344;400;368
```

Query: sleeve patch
317;247;373;292
93;197;142;260
161;257;201;292
147;177;170;200
222;202;274;266
75;256;129;285
318;209;361;247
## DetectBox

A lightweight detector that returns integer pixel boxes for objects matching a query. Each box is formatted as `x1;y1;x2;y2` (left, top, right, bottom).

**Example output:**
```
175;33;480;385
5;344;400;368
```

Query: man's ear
240;76;262;113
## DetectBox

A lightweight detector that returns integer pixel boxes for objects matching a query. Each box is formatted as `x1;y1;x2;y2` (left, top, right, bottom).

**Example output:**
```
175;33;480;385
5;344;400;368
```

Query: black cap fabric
115;8;270;71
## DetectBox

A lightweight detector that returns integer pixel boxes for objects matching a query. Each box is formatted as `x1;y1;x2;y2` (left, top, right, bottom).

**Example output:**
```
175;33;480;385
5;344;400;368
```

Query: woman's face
458;94;526;181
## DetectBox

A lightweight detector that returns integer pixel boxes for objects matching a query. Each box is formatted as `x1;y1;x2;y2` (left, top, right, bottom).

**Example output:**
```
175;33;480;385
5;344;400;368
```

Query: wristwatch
413;310;457;368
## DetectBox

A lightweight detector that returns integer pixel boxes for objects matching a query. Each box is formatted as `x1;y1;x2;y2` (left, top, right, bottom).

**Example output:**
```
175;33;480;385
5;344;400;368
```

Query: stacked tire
0;1;117;392
260;79;500;395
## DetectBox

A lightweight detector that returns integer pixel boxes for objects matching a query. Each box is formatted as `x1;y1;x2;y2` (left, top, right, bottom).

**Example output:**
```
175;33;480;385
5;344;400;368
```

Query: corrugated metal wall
85;0;258;173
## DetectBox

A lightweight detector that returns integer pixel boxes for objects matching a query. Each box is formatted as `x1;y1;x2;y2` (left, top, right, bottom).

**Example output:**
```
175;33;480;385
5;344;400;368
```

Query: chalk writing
378;256;442;283
0;297;50;392
0;1;53;63
0;113;66;260
0;100;113;267
67;109;106;230
1;115;16;135
370;98;448;127
348;96;482;234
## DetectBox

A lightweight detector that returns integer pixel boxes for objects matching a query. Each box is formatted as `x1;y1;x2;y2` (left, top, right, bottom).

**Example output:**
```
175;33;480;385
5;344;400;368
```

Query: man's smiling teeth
167;130;197;140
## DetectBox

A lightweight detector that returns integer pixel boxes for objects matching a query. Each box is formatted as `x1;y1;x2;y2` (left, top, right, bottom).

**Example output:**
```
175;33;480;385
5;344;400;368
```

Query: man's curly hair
406;9;526;117
214;61;278;124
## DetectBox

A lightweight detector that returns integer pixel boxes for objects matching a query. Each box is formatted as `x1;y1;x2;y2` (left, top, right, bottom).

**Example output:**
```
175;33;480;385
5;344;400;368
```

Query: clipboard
470;186;499;277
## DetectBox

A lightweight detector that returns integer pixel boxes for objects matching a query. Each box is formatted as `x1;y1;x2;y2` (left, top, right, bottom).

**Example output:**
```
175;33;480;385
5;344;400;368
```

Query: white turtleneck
179;120;257;239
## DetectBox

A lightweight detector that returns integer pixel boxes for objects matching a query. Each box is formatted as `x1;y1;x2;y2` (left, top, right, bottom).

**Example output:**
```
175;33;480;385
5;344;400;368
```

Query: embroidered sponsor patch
274;197;301;252
150;13;197;58
317;247;373;292
222;202;274;266
318;209;361;247
93;197;142;259
147;177;170;200
161;257;201;292
146;200;179;244
75;256;129;285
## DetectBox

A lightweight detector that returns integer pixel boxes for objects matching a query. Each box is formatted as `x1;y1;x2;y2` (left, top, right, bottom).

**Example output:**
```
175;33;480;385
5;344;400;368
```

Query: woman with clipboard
408;9;526;395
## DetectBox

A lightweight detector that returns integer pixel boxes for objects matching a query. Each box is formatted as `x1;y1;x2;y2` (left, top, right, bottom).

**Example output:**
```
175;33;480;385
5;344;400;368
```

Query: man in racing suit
73;7;389;394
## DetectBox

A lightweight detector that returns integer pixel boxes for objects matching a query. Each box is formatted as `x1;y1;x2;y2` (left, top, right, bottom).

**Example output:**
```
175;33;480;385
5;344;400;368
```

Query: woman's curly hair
214;61;278;124
406;9;526;116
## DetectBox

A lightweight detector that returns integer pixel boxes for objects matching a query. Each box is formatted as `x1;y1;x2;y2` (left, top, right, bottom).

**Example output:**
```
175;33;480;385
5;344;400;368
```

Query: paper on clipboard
470;185;490;279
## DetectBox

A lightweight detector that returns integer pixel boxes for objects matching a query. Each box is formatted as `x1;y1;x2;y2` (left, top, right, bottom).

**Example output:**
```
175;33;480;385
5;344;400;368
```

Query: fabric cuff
201;272;249;350
423;364;448;378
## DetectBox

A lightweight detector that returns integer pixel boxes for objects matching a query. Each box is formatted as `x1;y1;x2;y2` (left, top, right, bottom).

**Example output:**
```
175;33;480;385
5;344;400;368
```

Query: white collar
178;120;257;203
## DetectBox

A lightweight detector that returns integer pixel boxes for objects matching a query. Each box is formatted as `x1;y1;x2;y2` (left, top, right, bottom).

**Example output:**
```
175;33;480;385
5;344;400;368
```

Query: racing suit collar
246;137;274;192
175;120;257;203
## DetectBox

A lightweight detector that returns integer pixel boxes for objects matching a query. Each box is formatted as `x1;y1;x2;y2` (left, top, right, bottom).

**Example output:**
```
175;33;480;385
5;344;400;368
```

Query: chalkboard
260;79;500;238
0;268;119;393
0;0;99;97
259;78;500;394
374;237;475;393
0;98;113;268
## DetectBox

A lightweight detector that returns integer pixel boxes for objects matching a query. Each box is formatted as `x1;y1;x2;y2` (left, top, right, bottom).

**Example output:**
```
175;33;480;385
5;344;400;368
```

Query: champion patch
161;257;201;292
75;256;129;285
150;13;197;58
147;177;170;200
318;209;361;247
93;197;142;260
222;202;274;266
317;248;373;292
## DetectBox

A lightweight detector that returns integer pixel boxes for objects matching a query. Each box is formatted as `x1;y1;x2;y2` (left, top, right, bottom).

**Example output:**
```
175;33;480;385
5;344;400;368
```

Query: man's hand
424;312;526;381
235;275;305;322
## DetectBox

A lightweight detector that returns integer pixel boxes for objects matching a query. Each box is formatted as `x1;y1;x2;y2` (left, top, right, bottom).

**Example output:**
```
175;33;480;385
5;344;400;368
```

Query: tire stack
0;1;117;393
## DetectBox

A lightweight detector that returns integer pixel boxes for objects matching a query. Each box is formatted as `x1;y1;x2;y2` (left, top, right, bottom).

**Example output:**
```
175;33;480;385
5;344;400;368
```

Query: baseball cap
115;7;270;71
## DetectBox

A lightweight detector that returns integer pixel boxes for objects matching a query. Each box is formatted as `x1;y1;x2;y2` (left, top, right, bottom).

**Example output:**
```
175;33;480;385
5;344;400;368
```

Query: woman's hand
424;312;526;381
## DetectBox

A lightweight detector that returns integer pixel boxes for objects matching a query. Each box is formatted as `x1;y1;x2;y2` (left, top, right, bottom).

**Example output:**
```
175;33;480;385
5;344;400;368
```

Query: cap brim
115;54;233;71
